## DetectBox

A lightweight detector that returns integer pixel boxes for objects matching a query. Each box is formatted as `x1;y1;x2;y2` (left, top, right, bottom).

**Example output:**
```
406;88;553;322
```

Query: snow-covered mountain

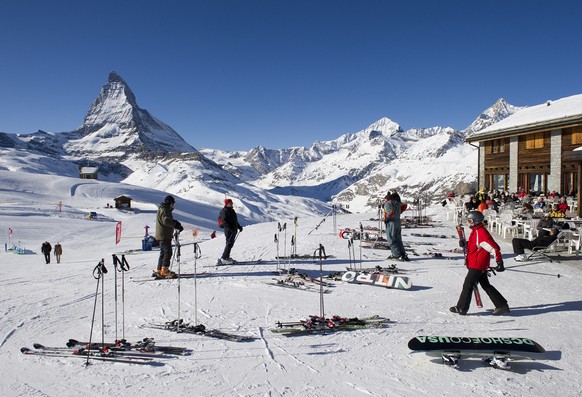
464;98;525;136
0;72;523;220
66;71;195;159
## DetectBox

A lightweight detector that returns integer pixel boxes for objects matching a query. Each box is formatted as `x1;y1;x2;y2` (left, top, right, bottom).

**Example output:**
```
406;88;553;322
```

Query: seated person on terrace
536;213;555;237
548;203;566;219
512;228;559;262
557;196;569;213
465;196;480;211
533;196;546;210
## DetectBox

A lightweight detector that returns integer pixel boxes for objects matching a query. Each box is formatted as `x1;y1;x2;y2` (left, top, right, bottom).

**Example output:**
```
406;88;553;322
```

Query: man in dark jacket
41;241;52;264
383;191;409;261
218;198;243;265
512;228;559;261
155;195;183;277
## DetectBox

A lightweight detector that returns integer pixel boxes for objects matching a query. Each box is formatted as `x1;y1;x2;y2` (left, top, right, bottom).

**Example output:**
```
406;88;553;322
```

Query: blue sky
1;1;581;151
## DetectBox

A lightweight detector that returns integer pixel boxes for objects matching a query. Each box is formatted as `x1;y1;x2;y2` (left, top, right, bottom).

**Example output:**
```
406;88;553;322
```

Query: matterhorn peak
65;72;195;159
82;71;138;128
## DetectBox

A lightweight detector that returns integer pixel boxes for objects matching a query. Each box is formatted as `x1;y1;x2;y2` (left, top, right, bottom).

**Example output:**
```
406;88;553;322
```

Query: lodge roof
467;93;582;142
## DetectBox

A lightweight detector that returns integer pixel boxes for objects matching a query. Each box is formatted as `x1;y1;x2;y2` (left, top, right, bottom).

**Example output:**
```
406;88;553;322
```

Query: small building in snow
114;195;132;210
79;166;99;179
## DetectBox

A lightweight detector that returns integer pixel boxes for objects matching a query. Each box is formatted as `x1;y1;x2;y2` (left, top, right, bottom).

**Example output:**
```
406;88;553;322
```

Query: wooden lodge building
466;94;582;216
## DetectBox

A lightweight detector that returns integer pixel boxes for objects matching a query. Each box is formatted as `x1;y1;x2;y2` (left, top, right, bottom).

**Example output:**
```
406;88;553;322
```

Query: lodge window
572;130;582;145
489;139;507;154
525;132;544;149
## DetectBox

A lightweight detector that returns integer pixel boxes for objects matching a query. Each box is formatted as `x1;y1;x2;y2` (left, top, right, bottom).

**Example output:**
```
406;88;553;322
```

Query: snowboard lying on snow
408;335;546;370
340;270;412;290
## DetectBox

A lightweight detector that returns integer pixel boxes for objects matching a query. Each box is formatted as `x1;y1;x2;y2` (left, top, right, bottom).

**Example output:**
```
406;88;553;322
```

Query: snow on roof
79;166;98;173
478;93;582;134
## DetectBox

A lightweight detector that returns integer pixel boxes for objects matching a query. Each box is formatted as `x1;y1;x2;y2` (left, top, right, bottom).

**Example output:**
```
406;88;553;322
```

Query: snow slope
1;173;580;397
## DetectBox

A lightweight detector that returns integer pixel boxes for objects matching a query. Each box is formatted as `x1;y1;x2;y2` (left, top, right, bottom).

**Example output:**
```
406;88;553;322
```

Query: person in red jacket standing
450;211;509;316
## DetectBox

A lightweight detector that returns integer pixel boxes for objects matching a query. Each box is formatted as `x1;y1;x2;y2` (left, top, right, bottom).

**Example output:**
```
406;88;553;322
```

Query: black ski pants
456;268;507;313
221;228;238;259
512;238;536;255
157;239;173;270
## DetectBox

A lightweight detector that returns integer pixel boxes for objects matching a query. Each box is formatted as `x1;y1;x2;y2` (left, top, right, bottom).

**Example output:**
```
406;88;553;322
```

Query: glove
238;225;243;232
495;260;505;272
458;240;465;248
174;220;184;232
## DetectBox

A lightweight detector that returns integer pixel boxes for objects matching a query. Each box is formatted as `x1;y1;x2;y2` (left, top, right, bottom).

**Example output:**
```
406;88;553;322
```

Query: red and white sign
115;222;122;244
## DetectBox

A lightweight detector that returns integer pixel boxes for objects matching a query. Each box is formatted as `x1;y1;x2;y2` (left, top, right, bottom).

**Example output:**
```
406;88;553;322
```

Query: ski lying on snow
272;315;391;337
411;233;455;239
204;259;263;268
428;247;464;254
20;347;156;364
346;264;404;274
275;254;336;259
32;343;175;359
142;320;255;342
264;278;332;293
66;338;190;355
131;272;209;282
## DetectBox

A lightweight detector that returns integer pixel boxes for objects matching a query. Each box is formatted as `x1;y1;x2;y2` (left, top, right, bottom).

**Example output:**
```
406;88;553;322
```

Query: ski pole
293;216;298;257
100;260;105;346
347;239;353;270
113;254;130;340
313;244;326;319
359;223;363;269
283;222;287;259
274;233;280;272
193;242;201;326
87;259;106;367
332;205;337;235
174;230;182;333
112;255;118;341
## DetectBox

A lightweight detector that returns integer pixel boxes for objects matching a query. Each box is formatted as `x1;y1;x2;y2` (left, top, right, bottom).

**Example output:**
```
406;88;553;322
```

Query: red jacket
466;223;502;271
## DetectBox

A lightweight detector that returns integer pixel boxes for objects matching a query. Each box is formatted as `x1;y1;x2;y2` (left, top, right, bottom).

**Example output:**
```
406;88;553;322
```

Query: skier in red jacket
450;211;509;316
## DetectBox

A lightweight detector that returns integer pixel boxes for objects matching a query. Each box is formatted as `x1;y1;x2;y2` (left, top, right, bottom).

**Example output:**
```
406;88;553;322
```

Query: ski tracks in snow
0;319;26;348
257;326;320;375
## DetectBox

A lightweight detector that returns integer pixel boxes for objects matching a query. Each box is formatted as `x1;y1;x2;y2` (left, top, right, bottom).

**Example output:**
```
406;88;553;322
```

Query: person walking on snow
218;198;243;265
54;242;62;263
155;195;183;277
450;211;509;316
41;241;52;264
383;191;409;261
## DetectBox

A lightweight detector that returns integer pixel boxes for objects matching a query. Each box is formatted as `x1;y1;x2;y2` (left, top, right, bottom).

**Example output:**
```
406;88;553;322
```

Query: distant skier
155;195;183;277
218;198;243;265
54;242;62;263
41;241;52;264
450;211;509;316
383;191;409;261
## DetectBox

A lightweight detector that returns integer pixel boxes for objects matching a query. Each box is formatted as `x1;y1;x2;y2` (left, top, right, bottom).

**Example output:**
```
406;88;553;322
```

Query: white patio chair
500;211;519;239
523;219;540;241
568;231;581;256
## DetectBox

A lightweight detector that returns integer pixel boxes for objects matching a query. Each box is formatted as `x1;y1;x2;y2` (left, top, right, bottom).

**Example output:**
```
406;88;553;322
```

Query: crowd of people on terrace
445;187;577;219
